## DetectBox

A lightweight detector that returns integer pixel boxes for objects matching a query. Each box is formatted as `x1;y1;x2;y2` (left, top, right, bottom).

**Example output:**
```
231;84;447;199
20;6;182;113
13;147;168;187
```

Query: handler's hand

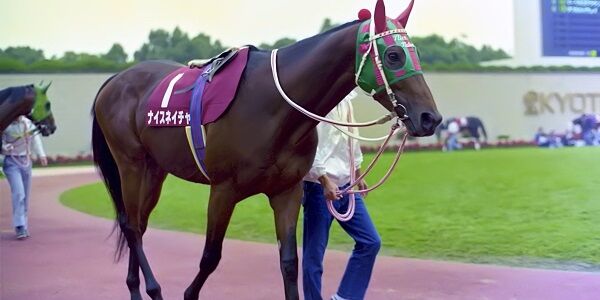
319;176;341;201
39;156;48;166
358;179;369;198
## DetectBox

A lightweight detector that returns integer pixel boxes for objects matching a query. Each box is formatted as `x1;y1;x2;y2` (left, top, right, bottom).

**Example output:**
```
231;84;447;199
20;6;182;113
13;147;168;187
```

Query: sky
0;0;514;58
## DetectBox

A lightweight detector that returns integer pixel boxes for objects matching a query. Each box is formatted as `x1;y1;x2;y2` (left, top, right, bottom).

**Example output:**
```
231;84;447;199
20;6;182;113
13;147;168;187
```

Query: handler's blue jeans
302;181;381;300
3;156;32;230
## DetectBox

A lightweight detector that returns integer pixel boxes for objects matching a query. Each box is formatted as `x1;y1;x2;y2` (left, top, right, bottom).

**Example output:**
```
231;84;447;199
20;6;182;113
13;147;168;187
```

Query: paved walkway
1;167;598;299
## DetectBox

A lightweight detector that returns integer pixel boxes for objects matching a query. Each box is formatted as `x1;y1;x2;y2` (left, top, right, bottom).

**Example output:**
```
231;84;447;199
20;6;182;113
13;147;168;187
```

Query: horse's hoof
183;289;199;300
130;292;143;300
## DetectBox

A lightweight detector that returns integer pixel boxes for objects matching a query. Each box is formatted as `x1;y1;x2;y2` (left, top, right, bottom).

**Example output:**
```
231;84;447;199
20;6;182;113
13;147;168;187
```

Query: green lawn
60;147;600;270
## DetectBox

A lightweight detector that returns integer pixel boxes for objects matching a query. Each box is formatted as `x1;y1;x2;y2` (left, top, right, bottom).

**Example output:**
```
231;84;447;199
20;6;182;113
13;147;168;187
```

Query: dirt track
1;168;598;299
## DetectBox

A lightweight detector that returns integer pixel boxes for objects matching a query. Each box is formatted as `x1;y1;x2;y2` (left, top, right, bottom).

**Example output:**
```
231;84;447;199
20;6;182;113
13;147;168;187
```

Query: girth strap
189;66;211;179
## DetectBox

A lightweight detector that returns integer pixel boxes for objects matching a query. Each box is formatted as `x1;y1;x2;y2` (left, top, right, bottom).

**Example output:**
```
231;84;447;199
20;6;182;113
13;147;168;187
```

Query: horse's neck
0;88;34;131
276;22;359;120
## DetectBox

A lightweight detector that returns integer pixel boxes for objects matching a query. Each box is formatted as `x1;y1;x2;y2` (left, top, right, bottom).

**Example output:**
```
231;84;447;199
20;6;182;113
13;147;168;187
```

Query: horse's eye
383;45;406;71
45;102;51;111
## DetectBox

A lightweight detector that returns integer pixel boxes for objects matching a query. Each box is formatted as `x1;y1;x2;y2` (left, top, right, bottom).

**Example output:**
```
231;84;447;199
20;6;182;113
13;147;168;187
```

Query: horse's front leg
268;184;303;300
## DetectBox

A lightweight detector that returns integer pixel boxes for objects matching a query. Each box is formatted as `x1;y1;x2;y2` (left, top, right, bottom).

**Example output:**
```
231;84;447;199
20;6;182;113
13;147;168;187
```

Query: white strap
332;124;399;142
369;28;406;41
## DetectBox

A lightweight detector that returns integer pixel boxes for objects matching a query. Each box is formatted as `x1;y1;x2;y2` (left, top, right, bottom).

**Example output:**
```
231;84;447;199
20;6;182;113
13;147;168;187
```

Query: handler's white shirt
304;91;363;187
447;121;460;134
1;116;46;157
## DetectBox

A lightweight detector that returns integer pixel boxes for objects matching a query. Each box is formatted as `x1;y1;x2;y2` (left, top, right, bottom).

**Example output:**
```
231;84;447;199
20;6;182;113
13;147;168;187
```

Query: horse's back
96;60;182;112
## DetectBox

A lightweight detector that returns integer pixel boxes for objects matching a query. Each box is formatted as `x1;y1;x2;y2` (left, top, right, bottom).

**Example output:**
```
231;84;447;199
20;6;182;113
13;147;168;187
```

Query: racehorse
0;83;57;149
0;82;57;135
435;116;487;150
91;1;441;299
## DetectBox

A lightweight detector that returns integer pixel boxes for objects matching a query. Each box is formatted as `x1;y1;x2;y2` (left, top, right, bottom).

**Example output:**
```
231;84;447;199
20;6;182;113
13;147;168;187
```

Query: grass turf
60;147;600;269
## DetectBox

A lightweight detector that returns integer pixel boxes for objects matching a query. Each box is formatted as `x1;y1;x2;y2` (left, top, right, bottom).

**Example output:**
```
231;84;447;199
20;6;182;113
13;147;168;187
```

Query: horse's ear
396;0;414;28
42;81;52;93
374;0;387;33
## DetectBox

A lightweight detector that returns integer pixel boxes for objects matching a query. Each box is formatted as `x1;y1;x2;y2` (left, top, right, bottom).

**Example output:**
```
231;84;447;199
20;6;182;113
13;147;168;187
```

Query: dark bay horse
0;83;57;135
0;83;57;150
92;1;441;299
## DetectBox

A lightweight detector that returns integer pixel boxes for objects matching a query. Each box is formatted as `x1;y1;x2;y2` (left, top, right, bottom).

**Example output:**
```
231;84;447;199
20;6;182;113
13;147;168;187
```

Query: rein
327;108;408;222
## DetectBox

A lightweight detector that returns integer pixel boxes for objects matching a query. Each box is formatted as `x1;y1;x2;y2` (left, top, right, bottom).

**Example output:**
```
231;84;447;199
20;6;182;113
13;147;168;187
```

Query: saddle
188;47;242;81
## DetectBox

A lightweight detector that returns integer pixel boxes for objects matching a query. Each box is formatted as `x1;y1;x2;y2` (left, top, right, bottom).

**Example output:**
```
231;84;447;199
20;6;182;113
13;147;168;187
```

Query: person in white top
302;91;381;300
2;116;48;239
444;120;461;152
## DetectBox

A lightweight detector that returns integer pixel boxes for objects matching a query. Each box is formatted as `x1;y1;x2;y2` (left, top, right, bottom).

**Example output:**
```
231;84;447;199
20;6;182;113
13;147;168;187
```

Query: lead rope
326;106;358;222
342;130;407;195
326;105;408;222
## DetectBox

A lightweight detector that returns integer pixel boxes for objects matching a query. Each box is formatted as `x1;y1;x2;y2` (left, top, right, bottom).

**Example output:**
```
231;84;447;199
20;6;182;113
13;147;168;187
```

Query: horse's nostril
420;112;438;131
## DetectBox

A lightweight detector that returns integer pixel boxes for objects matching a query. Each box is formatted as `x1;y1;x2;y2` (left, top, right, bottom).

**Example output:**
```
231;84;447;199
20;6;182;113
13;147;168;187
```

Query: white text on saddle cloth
147;110;191;126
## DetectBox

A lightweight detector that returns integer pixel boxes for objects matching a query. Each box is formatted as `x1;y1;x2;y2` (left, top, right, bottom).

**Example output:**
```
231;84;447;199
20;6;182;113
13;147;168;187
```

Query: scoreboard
541;0;600;57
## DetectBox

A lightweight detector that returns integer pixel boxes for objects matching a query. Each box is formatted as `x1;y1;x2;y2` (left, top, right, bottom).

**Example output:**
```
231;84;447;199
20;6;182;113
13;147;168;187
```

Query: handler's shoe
15;226;27;240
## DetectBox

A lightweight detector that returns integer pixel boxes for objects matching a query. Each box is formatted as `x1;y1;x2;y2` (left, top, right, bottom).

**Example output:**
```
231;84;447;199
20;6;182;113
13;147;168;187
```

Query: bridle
354;17;423;122
355;27;409;120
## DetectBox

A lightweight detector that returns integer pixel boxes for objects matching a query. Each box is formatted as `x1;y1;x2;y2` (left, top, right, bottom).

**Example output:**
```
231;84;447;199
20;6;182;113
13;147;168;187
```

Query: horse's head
355;0;442;137
28;81;57;136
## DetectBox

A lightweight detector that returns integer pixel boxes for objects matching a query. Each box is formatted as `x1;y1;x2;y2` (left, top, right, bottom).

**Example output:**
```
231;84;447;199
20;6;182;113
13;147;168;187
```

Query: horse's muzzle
403;111;442;137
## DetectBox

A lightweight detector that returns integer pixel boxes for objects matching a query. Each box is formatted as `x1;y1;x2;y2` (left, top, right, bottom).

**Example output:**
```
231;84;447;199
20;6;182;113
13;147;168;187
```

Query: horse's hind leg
184;183;239;300
119;160;167;300
268;184;302;300
126;252;142;300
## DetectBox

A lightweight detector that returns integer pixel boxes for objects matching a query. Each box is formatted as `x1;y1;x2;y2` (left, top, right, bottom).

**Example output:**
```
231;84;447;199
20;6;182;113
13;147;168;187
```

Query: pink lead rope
326;108;408;222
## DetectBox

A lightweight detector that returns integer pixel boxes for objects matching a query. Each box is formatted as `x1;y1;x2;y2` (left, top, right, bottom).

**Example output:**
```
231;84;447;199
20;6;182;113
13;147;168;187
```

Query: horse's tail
91;74;128;261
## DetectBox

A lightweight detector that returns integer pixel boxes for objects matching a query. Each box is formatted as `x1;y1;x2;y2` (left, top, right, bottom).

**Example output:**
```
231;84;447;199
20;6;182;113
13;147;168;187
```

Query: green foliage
1;21;599;73
61;148;600;269
412;34;510;65
0;46;132;73
103;43;128;64
319;18;338;33
259;37;298;50
0;57;28;72
134;27;226;63
0;46;45;64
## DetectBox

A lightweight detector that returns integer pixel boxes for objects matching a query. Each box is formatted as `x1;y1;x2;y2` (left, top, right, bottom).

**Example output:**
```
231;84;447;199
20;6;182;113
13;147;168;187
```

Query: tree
259;38;297;50
319;18;338;33
103;43;128;64
134;27;227;63
0;46;45;64
411;34;510;66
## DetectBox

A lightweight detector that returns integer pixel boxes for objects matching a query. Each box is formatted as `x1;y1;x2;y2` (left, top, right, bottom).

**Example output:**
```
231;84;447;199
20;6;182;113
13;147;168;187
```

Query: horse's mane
297;20;361;47
0;85;30;105
254;20;360;54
